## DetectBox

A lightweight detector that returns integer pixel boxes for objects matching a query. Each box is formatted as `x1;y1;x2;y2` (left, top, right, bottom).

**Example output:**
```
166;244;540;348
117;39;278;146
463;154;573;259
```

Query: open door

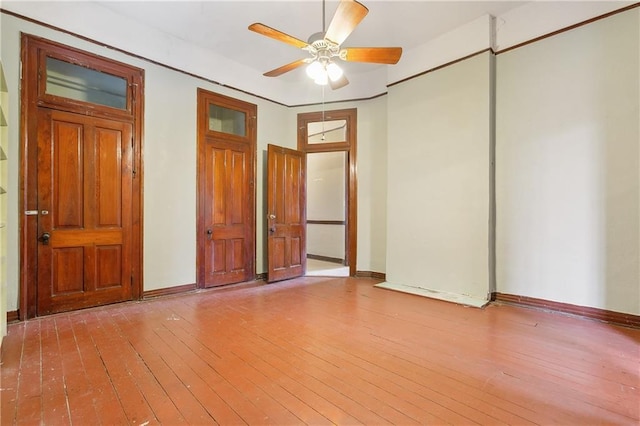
267;144;306;282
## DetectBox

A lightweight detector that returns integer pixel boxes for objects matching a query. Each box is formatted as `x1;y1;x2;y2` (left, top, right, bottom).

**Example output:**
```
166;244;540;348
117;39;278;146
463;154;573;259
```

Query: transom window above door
307;120;347;144
45;57;128;109
208;104;246;137
30;38;141;119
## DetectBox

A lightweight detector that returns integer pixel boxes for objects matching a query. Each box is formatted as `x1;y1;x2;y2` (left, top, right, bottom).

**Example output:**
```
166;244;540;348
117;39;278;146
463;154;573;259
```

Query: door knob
206;229;213;239
268;214;276;220
39;232;50;245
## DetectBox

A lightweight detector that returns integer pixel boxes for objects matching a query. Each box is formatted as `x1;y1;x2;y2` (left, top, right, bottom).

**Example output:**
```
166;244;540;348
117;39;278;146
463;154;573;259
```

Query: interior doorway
306;151;349;277
297;108;357;276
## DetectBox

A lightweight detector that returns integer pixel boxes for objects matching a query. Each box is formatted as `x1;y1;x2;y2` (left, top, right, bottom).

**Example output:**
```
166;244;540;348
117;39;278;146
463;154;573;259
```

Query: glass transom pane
308;120;347;144
209;104;246;137
45;57;127;109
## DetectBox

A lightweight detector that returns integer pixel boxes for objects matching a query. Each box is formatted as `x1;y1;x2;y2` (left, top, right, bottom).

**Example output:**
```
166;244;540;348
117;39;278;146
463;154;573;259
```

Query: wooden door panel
95;127;123;227
37;109;132;315
96;245;122;289
52;121;84;228
291;237;302;266
286;154;302;224
230;239;245;270
229;151;245;224
210;148;226;224
271;238;285;269
211;241;225;271
204;144;251;287
267;144;306;282
52;248;84;295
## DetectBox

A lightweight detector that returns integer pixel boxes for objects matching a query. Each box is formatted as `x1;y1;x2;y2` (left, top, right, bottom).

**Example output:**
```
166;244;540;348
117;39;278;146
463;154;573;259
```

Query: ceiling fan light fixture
326;62;343;82
314;72;329;86
306;59;341;85
306;61;324;79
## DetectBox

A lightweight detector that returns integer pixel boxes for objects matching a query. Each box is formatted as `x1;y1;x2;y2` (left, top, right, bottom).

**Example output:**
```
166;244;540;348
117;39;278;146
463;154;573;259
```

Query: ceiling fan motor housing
305;32;341;62
307;31;326;44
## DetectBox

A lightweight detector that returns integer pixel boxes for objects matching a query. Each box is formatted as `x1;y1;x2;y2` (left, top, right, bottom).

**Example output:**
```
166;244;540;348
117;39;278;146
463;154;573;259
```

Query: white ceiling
2;1;633;104
94;0;525;78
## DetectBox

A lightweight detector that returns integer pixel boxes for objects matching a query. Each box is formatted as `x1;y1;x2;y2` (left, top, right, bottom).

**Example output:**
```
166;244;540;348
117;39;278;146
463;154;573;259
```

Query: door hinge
19;61;23;80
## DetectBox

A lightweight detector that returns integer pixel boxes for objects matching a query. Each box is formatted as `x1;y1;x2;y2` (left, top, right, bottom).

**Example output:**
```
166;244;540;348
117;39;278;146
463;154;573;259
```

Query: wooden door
36;108;133;315
267;144;306;282
197;89;256;288
202;141;253;286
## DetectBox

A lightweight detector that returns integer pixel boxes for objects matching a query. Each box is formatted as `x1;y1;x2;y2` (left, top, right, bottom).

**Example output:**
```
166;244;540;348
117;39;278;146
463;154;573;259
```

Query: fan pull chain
321;85;326;140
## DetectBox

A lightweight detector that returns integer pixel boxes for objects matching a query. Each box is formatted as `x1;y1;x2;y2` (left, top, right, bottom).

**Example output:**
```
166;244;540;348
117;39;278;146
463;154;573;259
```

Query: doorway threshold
306;259;349;277
374;282;488;308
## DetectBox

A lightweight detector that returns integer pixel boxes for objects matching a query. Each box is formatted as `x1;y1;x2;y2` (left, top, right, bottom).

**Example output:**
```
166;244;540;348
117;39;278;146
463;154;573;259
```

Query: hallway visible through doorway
306;258;349;277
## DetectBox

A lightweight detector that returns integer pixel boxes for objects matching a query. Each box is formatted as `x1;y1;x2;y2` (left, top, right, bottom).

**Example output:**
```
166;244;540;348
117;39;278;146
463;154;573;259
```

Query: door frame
20;34;145;319
297;108;357;276
196;88;257;287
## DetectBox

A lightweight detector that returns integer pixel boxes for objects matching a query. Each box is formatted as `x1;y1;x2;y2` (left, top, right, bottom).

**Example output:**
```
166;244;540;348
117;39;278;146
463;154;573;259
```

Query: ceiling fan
248;0;402;90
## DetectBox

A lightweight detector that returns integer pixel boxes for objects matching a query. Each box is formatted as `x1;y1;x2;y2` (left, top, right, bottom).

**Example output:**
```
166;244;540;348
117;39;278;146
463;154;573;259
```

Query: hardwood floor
1;277;639;425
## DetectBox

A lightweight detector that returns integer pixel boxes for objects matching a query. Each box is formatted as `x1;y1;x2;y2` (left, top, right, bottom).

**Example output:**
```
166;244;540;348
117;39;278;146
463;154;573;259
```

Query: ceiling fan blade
329;74;349;90
263;59;308;77
342;47;402;64
248;23;308;49
325;0;369;46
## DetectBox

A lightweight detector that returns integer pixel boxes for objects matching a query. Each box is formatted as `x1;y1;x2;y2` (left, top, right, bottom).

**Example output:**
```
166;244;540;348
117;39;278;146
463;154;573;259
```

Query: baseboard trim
355;271;386;280
143;277;270;299
7;310;19;323
307;254;344;264
492;292;640;328
143;283;197;299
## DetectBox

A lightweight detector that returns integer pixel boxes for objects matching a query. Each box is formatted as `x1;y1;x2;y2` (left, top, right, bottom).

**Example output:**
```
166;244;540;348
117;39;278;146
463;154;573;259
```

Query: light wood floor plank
0;322;26;425
14;321;42;425
2;277;639;425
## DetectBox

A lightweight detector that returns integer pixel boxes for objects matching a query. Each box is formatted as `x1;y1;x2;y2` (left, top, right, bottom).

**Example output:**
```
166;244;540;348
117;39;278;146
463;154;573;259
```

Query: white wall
496;9;640;315
0;13;291;310
386;52;492;301
307;225;345;259
307;152;346;222
356;96;389;273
